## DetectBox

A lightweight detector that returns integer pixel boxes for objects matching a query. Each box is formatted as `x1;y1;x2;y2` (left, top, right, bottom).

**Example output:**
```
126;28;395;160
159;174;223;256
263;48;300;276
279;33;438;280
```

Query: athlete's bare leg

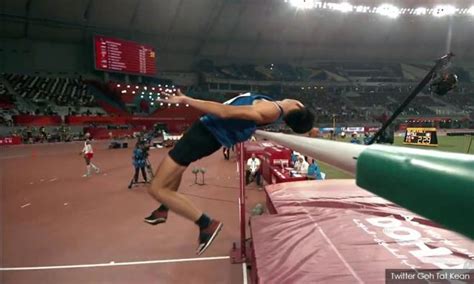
148;155;202;222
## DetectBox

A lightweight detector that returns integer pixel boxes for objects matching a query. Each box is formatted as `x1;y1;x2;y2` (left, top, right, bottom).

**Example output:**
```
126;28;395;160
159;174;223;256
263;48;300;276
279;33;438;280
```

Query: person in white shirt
294;155;309;174
246;153;261;186
80;139;100;177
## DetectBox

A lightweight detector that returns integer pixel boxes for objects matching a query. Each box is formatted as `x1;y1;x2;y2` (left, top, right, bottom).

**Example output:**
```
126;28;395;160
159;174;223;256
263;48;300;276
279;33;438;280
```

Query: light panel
284;1;469;18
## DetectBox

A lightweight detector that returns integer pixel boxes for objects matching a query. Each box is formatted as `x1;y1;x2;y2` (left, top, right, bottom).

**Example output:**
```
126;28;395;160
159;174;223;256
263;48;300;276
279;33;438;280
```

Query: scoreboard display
94;35;156;76
403;127;438;146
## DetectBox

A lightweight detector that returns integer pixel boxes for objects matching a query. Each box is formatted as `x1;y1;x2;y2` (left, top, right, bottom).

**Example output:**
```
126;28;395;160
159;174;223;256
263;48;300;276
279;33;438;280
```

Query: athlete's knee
148;181;169;200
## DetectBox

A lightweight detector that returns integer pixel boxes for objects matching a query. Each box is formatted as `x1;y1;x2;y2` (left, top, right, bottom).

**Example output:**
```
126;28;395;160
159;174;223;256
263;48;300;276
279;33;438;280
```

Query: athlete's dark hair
283;107;315;134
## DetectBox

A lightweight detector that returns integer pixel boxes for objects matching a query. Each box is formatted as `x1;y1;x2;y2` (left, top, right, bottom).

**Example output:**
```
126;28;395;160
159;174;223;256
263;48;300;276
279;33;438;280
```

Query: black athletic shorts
168;120;222;166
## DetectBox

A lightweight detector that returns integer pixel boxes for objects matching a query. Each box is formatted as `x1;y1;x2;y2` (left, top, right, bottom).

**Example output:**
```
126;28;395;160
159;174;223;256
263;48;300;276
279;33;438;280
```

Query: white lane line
49;178;58;182
301;205;364;284
0;256;230;271
20;203;31;208
242;262;248;284
0;154;29;160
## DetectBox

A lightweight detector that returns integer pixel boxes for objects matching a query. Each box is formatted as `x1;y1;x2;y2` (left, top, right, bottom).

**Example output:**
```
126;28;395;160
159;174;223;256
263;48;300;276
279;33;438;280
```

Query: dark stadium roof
1;0;474;64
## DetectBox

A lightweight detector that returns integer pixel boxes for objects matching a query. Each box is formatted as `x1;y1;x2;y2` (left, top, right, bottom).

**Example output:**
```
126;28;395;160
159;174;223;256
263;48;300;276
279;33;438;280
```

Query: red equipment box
241;141;277;161
269;166;307;184
261;144;292;183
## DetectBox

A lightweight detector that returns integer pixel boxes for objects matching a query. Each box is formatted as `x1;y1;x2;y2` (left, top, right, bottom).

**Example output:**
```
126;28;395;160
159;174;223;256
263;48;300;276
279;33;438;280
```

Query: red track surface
1;141;265;284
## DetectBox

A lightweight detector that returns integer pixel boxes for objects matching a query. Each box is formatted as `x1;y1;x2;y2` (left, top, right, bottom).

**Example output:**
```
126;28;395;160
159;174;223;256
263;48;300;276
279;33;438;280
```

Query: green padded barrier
356;145;474;239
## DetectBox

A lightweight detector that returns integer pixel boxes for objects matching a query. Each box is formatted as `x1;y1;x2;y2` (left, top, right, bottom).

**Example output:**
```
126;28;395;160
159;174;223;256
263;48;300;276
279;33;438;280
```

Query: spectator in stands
350;132;361;144
307;159;322;180
144;89;314;255
246;153;261;186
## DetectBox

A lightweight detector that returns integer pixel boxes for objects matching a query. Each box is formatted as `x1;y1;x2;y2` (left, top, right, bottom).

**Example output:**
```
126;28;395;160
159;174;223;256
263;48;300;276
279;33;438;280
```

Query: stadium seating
4;74;95;107
0;69;473;132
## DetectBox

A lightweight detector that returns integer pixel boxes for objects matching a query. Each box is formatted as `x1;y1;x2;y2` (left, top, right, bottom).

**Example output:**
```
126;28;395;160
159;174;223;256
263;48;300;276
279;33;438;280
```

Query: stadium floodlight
331;2;353;13
186;104;189;107
282;0;473;17
135;86;139;89
152;87;155;91
144;87;147;90
127;85;130;88
432;5;456;17
121;90;127;94
377;4;400;18
132;91;135;94
168;103;171;107
176;104;179;107
355;5;369;13
288;0;316;9
468;6;474;15
151;102;154;106
160;103;164;106
117;84;121;87
140;95;143;98
414;7;427;15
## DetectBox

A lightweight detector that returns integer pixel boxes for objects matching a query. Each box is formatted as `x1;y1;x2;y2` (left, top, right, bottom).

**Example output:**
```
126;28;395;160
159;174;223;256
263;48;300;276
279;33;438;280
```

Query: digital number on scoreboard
94;35;156;76
403;127;438;146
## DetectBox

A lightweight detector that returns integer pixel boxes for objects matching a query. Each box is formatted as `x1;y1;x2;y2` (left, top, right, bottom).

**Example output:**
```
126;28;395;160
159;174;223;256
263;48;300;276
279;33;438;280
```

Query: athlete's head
278;99;314;134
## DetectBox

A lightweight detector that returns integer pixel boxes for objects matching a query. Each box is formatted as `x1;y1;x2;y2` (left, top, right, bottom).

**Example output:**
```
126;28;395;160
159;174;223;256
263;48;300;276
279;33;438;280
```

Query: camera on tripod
430;73;458;96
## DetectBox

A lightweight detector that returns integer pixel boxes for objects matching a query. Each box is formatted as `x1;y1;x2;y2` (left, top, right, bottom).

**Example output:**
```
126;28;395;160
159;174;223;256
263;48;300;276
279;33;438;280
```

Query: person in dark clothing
39;126;47;143
128;142;148;189
223;147;230;160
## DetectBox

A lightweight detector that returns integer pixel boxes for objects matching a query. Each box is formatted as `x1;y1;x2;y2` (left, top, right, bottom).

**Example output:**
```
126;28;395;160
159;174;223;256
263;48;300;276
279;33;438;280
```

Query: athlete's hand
157;89;188;105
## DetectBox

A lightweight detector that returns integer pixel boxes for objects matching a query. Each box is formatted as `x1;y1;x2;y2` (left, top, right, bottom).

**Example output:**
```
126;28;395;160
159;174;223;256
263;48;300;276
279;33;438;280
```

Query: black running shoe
144;209;168;225
196;220;223;256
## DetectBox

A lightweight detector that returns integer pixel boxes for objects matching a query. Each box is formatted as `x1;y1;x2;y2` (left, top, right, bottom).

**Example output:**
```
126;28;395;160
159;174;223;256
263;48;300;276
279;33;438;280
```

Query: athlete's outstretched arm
157;90;280;124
